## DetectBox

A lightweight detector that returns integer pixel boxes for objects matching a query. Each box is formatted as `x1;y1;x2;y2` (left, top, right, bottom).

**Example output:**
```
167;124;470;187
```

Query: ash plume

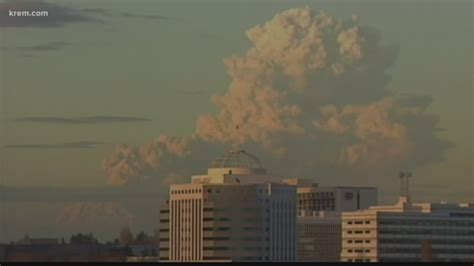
103;7;451;187
103;135;194;186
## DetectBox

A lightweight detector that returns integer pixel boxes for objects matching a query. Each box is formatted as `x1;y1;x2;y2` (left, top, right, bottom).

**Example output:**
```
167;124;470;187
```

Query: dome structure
210;149;263;170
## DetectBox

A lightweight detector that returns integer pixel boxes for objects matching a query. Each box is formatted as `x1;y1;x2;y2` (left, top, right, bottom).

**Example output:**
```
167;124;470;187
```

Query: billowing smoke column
103;135;192;185
103;7;451;187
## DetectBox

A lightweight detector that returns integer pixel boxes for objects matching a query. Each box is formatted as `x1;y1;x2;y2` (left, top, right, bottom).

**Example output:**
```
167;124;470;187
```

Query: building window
207;189;212;193
348;231;353;234
365;221;370;224
365;240;370;243
365;230;370;234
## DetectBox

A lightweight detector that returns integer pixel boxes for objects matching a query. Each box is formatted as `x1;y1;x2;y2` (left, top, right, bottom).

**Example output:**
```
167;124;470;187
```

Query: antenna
399;171;412;202
232;124;242;151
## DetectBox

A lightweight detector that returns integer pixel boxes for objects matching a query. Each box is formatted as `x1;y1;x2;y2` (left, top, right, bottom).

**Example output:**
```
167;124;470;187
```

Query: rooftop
343;196;474;217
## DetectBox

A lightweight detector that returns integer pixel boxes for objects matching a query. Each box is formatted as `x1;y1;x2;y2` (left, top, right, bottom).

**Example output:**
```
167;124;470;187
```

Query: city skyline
0;0;473;243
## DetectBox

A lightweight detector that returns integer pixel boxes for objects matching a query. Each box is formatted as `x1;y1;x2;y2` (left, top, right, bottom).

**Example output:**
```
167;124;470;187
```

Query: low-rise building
341;196;474;262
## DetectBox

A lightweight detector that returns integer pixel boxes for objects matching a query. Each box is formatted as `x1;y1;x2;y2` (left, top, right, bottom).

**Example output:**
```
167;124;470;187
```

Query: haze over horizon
0;0;472;242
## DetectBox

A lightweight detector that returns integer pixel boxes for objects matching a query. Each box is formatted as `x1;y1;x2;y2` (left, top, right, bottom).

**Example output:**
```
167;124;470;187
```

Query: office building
159;149;297;262
284;178;377;215
297;211;341;262
290;179;377;262
341;196;474;262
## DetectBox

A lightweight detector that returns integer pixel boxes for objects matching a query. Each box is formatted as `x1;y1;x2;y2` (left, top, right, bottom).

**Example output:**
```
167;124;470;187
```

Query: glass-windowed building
285;179;377;262
341;196;474;262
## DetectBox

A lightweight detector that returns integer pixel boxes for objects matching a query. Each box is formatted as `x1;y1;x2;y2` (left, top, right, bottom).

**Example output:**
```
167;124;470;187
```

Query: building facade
297;211;341;262
341;196;474;262
285;179;377;216
159;149;297;262
290;179;377;262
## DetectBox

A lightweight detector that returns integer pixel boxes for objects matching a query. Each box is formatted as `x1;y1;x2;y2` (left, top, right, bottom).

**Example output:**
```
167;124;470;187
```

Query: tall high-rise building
288;179;377;262
341;196;474;262
158;149;297;262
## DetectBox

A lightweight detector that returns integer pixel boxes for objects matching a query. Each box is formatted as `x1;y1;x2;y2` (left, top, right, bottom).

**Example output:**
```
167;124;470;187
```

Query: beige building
289;179;377;262
341;196;474;262
159;149;297;262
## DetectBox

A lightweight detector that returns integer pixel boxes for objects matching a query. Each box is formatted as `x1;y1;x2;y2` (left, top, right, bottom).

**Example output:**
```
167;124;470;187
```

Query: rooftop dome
210;149;263;169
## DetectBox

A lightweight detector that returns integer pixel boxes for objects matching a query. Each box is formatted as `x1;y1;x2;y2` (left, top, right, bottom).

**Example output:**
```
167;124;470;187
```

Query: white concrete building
341;196;474;262
159;149;297;262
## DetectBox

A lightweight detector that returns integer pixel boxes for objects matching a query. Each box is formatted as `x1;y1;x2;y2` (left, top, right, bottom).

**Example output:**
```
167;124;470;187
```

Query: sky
0;0;472;241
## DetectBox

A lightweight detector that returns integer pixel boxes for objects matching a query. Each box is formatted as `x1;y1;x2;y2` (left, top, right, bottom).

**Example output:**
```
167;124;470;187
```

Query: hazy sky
0;0;472;241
